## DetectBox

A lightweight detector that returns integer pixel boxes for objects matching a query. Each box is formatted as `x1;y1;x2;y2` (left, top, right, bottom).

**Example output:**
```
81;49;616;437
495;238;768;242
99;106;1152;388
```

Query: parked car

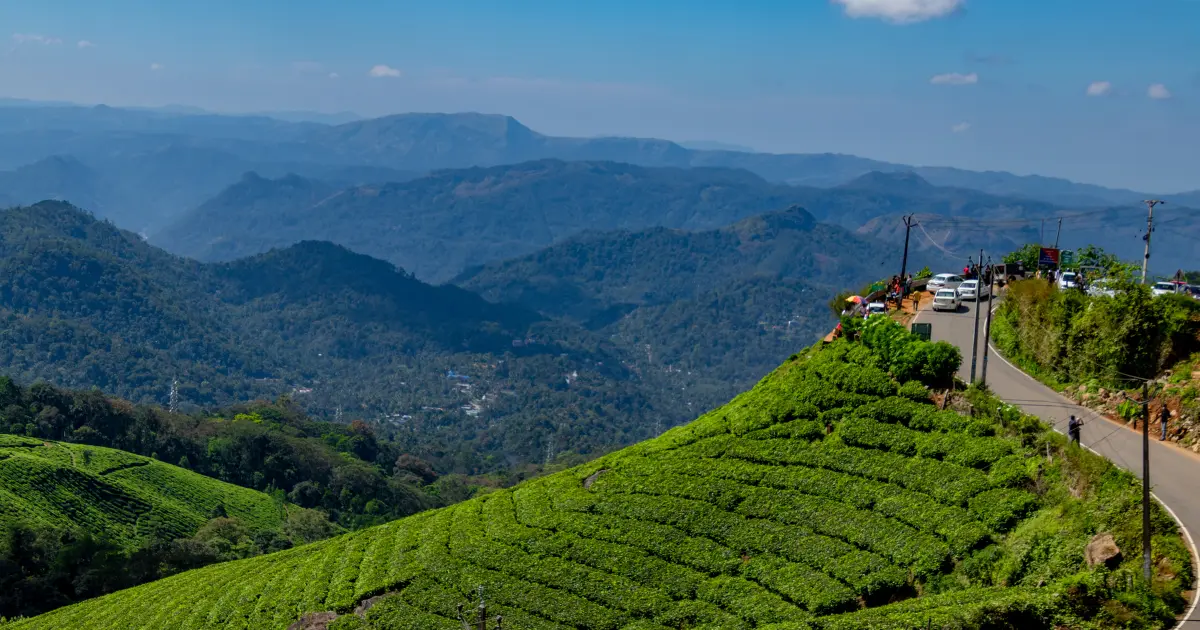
1152;281;1180;297
1188;285;1200;301
957;279;991;301
867;302;888;315
927;274;965;292
1058;271;1079;290
932;289;962;312
1087;279;1116;298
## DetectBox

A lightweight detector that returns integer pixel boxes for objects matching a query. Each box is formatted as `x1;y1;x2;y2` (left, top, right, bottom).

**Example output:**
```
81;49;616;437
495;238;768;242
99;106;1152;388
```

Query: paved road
916;298;1200;625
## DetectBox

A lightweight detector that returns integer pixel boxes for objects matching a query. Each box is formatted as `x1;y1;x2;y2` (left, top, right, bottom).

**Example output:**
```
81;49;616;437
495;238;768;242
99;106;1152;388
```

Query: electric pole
1141;200;1164;285
980;256;996;388
899;214;916;281
969;250;983;384
1142;382;1152;583
1053;217;1062;250
1040;219;1045;246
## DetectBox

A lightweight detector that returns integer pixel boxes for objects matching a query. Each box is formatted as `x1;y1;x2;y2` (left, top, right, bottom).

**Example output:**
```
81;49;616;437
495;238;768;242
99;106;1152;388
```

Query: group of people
960;263;993;285
887;274;914;307
1035;267;1087;290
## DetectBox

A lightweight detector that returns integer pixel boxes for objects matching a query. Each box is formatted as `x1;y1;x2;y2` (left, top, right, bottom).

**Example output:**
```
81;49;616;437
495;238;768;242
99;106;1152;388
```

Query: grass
0;438;287;545
2;326;1191;629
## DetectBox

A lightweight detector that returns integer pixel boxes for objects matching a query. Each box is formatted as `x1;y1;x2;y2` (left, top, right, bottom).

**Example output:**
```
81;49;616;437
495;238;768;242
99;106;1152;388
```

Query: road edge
914;299;1200;626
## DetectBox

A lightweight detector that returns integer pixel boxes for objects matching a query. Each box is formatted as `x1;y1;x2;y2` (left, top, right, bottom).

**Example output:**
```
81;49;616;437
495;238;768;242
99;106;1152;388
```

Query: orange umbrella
845;296;864;304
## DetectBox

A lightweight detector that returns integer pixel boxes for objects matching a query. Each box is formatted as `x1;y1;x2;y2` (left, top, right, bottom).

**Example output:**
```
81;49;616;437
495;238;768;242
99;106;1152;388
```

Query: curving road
915;297;1200;625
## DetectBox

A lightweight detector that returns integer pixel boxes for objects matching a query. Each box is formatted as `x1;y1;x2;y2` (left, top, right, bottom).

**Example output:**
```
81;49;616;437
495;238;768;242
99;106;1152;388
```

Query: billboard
1038;247;1060;267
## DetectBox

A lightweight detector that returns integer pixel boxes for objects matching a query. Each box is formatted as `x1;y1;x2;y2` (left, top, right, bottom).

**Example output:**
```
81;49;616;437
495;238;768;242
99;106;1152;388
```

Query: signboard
1038;247;1060;267
1060;250;1075;266
911;323;932;342
869;282;886;293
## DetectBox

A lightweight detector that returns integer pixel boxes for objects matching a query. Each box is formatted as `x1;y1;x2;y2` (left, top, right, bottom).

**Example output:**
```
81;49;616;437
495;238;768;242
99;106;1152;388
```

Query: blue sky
1;0;1198;192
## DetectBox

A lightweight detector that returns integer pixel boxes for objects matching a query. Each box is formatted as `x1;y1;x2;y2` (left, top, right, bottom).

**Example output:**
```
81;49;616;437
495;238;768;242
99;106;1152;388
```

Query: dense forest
455;206;906;410
0;201;682;474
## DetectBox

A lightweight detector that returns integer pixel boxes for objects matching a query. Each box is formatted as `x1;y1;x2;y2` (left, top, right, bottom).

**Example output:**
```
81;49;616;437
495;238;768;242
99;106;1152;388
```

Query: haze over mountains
0;103;1195;233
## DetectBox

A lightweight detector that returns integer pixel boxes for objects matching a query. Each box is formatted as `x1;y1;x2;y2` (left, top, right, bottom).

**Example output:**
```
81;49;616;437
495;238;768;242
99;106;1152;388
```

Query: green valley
0;201;677;473
5;318;1189;629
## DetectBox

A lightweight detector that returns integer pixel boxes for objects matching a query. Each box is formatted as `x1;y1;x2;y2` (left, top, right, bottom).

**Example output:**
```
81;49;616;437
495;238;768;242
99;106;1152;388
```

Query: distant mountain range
153;162;1197;282
153;160;812;283
0;103;1194;237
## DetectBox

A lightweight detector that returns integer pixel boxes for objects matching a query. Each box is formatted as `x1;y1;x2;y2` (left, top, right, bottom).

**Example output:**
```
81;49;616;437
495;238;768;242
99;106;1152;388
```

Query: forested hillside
454;206;921;409
0;201;677;473
6;318;1189;629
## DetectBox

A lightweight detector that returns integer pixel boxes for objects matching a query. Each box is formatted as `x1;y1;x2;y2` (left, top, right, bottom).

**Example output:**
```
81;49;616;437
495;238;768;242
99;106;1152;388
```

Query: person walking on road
1068;415;1082;445
1161;405;1170;441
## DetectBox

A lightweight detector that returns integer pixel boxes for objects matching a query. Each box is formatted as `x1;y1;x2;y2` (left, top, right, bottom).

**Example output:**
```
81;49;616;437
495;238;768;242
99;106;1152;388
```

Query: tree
282;508;338;545
1003;244;1041;270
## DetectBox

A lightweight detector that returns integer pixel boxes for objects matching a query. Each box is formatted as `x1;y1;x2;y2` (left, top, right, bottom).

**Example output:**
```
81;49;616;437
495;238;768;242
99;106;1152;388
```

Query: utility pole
1053;217;1063;250
969;250;983;384
1141;200;1164;285
1142;382;1152;583
980;256;996;388
899;214;916;281
1040;219;1045;246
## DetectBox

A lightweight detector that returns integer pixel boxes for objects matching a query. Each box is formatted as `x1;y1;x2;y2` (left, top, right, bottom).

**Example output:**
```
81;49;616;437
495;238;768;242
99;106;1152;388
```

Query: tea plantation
0;435;286;545
3;318;1191;629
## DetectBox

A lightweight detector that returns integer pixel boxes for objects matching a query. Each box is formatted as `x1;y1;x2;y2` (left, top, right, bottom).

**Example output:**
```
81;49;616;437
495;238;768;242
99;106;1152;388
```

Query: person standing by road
1068;415;1082;445
1161;405;1170;441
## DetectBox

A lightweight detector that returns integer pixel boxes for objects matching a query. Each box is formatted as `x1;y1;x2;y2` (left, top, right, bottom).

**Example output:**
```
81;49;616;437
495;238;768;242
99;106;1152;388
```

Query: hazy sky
2;0;1198;192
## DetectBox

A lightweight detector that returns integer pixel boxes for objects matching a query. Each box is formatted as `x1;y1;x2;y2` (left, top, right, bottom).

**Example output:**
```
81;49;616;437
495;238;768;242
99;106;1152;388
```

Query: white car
956;279;991;301
1152;281;1179;297
927;274;965;292
1058;272;1079;290
1087;279;1116;298
867;302;887;315
931;289;962;312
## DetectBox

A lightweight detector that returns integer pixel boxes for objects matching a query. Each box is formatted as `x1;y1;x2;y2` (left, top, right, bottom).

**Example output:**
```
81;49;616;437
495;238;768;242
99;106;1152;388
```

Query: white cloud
11;33;62;45
149;63;164;71
951;122;971;133
1148;83;1171;100
76;40;94;49
368;64;401;78
329;72;340;79
833;0;964;24
1085;81;1111;96
930;72;978;85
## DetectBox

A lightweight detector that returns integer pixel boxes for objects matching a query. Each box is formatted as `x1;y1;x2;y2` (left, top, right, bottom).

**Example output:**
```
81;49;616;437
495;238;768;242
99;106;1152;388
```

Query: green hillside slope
0;435;285;546
5;318;1190;629
0;201;674;473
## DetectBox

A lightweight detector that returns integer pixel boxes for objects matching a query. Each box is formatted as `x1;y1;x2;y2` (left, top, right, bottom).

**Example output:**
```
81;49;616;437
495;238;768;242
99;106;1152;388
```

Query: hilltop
0;201;672;473
5;318;1188;629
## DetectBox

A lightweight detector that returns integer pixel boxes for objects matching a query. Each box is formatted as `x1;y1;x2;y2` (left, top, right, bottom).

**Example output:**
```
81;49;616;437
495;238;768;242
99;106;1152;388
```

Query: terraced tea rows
0;438;286;544
3;326;1181;629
